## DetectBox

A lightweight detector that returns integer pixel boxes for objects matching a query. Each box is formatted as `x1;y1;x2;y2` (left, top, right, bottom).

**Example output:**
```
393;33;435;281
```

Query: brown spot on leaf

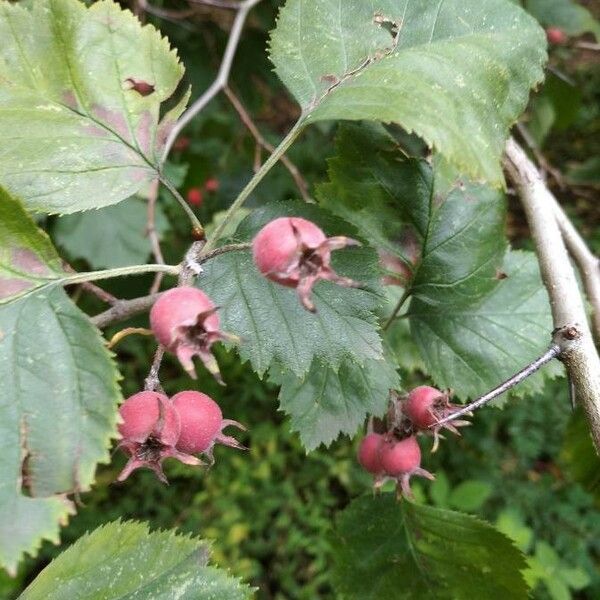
156;118;174;153
62;90;78;110
320;74;339;85
19;416;33;497
0;277;33;299
125;78;155;97
495;269;508;280
373;11;401;40
83;123;109;138
12;248;50;276
136;111;153;156
91;105;131;142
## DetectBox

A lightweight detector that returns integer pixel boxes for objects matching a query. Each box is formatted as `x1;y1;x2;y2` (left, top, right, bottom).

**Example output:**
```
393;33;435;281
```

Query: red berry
405;386;470;451
150;287;238;383
187;187;203;206
406;386;445;429
173;136;191;152
546;27;567;45
118;391;179;445
117;391;201;483
172;391;245;461
357;433;385;474
379;436;434;497
204;178;220;193
252;217;360;312
380;436;421;476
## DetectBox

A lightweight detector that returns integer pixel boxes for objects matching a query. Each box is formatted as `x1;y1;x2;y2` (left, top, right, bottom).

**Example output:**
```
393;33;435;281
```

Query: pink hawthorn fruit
204;178;220;193
171;391;245;462
150;287;238;383
357;433;385;474
379;436;434;497
405;385;470;451
546;27;568;45
187;187;203;206
173;136;191;152
252;216;361;312
117;391;201;482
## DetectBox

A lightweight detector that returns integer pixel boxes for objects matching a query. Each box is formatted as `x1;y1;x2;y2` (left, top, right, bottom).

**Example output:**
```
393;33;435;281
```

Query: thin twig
224;86;311;201
382;288;411;331
552;200;600;342
159;175;205;238
137;0;197;20
178;241;206;286
187;0;244;8
80;282;118;305
107;327;153;349
515;122;565;188
146;179;166;295
505;137;600;453
435;345;561;427
202;117;306;255
513;131;600;340
201;242;251;261
64;263;118;304
145;346;166;392
91;293;163;329
575;41;600;51
91;243;252;329
162;0;264;159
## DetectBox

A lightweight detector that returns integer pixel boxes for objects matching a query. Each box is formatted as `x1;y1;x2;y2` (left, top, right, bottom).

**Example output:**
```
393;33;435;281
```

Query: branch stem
90;244;250;328
202;117;306;254
551;200;600;342
146;179;166;295
505;137;600;453
434;345;561;427
224;86;311;201
91;293;162;329
159;175;204;237
161;0;263;159
383;288;411;331
65;264;180;287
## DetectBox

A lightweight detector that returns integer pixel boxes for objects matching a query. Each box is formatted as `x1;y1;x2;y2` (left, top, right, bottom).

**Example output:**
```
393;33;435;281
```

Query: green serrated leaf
19;520;253;599
0;188;65;304
54;197;169;269
0;0;187;213
200;201;384;377
272;357;399;451
270;0;547;185
448;480;493;512
495;509;533;553
410;250;561;400
318;123;410;259
319;123;559;399
0;287;121;574
429;470;450;507
331;494;530;600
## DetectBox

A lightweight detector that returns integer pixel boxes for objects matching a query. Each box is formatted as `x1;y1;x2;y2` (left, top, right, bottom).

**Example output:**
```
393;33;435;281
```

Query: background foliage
1;0;599;598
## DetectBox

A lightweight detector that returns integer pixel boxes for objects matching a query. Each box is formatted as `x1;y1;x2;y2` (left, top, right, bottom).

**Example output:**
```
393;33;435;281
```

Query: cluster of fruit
117;390;244;482
186;178;220;207
357;386;470;496
117;217;359;480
